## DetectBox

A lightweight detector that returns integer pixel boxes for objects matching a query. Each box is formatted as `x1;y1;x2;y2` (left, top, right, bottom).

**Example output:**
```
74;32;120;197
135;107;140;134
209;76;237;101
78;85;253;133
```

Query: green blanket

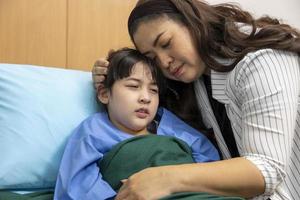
99;134;244;200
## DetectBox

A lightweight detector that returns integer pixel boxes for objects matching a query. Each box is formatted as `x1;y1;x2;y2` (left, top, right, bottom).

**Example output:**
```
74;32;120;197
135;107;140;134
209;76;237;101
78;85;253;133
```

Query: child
54;48;220;200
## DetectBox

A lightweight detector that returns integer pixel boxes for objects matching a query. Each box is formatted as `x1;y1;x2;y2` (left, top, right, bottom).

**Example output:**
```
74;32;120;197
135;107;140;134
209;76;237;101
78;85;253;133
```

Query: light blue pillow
0;64;100;189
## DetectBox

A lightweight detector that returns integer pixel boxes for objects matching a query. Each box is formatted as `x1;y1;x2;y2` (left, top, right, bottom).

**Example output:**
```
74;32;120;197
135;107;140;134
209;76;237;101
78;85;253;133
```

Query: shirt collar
209;70;229;104
209;55;236;104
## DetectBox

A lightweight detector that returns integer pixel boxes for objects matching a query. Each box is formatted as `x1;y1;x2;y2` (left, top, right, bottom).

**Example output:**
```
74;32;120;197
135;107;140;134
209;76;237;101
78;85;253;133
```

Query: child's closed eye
149;87;159;94
126;85;139;89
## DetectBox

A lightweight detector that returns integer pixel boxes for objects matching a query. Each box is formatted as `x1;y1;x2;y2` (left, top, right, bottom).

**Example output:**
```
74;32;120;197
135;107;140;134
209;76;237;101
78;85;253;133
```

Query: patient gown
54;108;220;200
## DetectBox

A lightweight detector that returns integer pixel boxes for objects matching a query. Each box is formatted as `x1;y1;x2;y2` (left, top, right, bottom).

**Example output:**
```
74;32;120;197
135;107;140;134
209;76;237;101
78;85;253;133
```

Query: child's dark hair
102;47;165;95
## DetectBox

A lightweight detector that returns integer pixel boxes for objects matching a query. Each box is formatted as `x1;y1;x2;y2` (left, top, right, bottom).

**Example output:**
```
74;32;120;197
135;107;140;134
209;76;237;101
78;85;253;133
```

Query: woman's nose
157;52;173;69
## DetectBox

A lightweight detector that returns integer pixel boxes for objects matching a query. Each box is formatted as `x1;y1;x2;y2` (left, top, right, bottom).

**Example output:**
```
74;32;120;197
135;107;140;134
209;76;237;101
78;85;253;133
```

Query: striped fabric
194;49;300;200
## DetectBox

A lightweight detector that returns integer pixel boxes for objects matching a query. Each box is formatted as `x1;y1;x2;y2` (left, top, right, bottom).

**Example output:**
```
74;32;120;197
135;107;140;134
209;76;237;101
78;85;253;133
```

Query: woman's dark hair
102;47;165;96
129;0;300;72
127;0;300;138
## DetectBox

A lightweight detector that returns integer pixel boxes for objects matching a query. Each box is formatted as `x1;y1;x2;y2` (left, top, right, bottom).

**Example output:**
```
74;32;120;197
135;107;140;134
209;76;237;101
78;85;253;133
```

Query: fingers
94;59;109;67
92;58;109;90
115;182;129;200
92;79;105;90
93;65;108;75
94;82;102;90
92;74;106;83
118;179;128;193
92;59;109;75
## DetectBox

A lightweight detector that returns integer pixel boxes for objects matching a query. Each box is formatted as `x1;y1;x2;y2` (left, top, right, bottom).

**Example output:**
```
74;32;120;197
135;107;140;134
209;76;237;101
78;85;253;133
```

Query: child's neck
107;113;150;136
115;124;149;136
128;129;150;136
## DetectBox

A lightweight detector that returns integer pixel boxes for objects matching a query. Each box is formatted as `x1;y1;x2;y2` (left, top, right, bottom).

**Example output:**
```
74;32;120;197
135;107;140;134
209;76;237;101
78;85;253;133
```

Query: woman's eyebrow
142;31;165;56
153;31;165;47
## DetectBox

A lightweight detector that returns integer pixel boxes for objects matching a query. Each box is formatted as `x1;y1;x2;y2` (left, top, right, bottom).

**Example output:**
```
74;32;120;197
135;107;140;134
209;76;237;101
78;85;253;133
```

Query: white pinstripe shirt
194;49;300;200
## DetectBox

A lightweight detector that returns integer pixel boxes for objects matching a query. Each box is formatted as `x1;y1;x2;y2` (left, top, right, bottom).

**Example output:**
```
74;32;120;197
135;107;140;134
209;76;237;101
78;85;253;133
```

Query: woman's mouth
171;64;184;78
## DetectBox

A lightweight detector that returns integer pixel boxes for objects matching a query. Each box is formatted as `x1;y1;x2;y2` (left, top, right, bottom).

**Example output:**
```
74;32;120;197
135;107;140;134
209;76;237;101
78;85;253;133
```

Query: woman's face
133;16;207;83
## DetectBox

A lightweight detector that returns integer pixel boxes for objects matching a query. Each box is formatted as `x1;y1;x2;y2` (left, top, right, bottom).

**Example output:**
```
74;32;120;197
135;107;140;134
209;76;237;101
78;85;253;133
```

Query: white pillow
0;64;100;189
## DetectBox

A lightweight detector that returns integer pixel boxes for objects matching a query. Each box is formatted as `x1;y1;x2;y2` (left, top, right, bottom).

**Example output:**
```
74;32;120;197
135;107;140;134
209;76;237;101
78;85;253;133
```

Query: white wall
207;0;300;29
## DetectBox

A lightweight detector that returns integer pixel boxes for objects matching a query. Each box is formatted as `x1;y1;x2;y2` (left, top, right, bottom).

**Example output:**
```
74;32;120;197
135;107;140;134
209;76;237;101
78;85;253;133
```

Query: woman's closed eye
144;38;171;63
161;38;171;49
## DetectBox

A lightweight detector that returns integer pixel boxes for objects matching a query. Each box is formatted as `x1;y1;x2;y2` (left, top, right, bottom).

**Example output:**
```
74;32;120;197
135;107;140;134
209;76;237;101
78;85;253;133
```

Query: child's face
107;62;159;135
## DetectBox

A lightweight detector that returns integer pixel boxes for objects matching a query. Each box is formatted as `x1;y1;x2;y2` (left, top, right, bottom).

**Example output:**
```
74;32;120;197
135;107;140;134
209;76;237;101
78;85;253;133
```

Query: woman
92;0;300;199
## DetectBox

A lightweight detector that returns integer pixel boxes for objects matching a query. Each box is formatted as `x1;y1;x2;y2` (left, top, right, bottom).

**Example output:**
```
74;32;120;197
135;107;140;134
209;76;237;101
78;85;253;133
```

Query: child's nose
139;91;151;104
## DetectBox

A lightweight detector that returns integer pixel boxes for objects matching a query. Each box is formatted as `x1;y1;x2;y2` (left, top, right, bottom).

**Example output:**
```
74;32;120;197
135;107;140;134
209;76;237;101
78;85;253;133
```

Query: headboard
0;0;137;71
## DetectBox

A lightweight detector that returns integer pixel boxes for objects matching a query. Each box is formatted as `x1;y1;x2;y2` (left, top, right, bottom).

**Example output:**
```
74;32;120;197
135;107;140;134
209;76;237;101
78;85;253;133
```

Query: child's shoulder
70;111;109;139
82;111;107;124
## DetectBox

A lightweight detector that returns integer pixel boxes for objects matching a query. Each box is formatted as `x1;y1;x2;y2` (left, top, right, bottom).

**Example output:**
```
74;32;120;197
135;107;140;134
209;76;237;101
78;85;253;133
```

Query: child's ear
97;87;110;104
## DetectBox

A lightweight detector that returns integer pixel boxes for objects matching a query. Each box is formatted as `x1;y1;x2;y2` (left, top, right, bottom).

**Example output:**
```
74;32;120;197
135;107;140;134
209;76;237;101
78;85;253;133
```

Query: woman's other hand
92;58;109;90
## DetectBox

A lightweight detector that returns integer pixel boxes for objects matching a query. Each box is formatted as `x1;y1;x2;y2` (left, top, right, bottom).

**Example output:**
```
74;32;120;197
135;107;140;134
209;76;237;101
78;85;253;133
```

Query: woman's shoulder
227;48;299;92
231;49;298;79
237;48;297;67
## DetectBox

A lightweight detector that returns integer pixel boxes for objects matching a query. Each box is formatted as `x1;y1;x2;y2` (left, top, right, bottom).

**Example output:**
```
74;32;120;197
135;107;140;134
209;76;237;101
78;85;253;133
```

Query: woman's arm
171;158;265;197
232;49;300;197
115;158;264;200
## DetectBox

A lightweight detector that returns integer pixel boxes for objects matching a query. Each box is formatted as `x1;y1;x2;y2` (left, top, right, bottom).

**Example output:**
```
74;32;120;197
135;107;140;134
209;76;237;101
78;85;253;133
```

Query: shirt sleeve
54;118;117;200
233;49;300;197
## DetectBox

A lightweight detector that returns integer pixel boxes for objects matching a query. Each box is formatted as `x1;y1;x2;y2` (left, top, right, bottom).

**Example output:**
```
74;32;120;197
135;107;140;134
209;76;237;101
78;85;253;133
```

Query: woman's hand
115;166;176;200
92;58;109;89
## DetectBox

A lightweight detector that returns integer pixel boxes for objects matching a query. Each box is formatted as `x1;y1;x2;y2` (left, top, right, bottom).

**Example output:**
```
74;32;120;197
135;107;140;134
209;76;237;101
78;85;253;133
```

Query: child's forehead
129;62;154;79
